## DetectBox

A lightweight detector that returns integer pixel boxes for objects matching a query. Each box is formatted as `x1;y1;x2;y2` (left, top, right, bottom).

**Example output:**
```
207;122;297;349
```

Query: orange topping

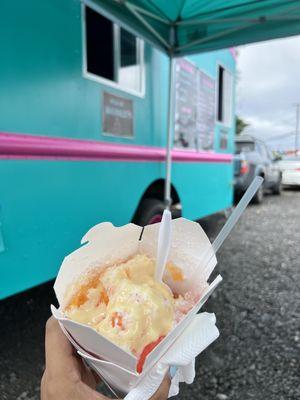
67;274;109;309
97;289;109;306
167;264;184;281
136;336;165;374
111;312;124;329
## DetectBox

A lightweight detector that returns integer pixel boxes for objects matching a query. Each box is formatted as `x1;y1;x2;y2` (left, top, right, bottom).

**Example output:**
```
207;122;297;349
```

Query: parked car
278;155;300;186
234;135;282;203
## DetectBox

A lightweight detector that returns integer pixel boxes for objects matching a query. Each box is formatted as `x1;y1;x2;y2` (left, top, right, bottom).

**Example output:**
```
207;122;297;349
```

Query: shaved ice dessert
64;254;200;372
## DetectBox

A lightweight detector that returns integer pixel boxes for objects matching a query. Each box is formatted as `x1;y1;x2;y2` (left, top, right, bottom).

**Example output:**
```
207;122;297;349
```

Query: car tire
133;198;181;226
272;177;282;195
252;182;264;204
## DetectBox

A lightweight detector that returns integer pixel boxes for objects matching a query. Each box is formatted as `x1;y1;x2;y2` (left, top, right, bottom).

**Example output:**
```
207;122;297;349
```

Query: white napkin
124;312;219;400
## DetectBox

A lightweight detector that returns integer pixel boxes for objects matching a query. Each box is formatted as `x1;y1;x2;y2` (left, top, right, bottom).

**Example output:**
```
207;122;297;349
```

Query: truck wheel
133;198;181;226
252;183;264;204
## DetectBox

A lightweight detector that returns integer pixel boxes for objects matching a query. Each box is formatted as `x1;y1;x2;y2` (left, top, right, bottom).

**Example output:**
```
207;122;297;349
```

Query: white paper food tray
52;218;221;394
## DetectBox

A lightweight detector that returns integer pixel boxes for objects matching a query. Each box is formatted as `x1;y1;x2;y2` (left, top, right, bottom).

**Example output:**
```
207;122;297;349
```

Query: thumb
150;375;171;400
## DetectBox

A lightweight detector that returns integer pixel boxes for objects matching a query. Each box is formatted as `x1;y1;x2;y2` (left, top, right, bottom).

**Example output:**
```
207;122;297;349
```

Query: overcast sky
236;35;300;151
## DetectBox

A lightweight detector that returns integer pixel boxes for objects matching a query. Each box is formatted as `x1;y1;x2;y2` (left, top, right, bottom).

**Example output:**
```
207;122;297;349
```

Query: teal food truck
1;0;298;299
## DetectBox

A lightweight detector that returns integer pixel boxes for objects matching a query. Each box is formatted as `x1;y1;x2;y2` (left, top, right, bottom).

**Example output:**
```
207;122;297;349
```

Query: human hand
41;317;170;400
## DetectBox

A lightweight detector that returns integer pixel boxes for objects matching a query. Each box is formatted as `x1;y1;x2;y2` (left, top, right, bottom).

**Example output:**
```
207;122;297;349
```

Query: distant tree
236;116;249;135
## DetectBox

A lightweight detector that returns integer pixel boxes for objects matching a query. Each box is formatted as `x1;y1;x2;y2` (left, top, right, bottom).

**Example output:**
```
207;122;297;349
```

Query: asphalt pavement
0;188;299;400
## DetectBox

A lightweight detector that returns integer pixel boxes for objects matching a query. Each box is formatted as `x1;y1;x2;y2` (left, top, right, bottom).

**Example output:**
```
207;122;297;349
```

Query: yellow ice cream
65;254;175;355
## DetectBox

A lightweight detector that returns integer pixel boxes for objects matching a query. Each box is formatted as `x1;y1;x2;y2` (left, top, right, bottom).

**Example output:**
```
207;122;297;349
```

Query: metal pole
295;103;300;154
164;57;175;209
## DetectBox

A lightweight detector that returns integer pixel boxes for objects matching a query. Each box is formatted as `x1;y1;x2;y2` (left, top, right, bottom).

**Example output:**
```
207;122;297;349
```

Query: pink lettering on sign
178;59;195;74
229;47;237;60
202;77;214;89
182;106;192;114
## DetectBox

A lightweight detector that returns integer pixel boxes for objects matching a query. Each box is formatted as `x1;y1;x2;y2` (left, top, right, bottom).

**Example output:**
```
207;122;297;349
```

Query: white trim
81;0;146;98
137;37;146;96
113;24;120;83
216;62;234;129
83;70;145;98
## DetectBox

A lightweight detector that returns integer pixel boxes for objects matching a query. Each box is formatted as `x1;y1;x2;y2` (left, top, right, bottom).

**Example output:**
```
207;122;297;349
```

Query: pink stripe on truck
0;132;232;163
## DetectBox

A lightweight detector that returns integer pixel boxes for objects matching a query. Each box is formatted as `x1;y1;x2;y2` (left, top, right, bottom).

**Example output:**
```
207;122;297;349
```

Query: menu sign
103;92;133;138
174;59;216;151
196;71;215;150
174;59;197;149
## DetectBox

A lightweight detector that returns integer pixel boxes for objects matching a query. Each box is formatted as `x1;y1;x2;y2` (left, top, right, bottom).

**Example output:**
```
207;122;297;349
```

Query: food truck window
119;29;142;93
217;65;233;126
85;6;114;80
84;5;144;95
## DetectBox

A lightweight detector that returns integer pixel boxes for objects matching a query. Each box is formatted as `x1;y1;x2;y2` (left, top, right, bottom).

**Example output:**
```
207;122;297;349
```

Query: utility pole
295;103;300;155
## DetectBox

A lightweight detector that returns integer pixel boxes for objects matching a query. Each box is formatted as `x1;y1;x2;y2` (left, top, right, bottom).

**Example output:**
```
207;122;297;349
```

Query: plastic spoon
202;176;264;277
155;209;172;282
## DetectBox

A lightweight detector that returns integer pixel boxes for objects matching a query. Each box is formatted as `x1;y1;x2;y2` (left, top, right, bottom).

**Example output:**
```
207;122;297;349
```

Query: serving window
83;4;145;96
217;65;233;126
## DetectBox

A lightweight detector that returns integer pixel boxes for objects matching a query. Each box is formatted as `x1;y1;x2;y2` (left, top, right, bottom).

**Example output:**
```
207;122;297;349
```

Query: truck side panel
0;0;235;298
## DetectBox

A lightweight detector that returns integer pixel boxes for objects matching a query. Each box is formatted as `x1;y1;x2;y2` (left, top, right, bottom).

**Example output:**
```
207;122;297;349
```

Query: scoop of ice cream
65;254;175;355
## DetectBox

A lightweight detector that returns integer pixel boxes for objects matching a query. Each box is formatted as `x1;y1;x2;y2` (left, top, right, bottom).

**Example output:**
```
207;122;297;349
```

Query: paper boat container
50;314;137;396
52;218;221;394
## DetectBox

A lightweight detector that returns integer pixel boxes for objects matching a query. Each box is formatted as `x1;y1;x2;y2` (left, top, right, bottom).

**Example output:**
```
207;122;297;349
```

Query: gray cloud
236;35;300;150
